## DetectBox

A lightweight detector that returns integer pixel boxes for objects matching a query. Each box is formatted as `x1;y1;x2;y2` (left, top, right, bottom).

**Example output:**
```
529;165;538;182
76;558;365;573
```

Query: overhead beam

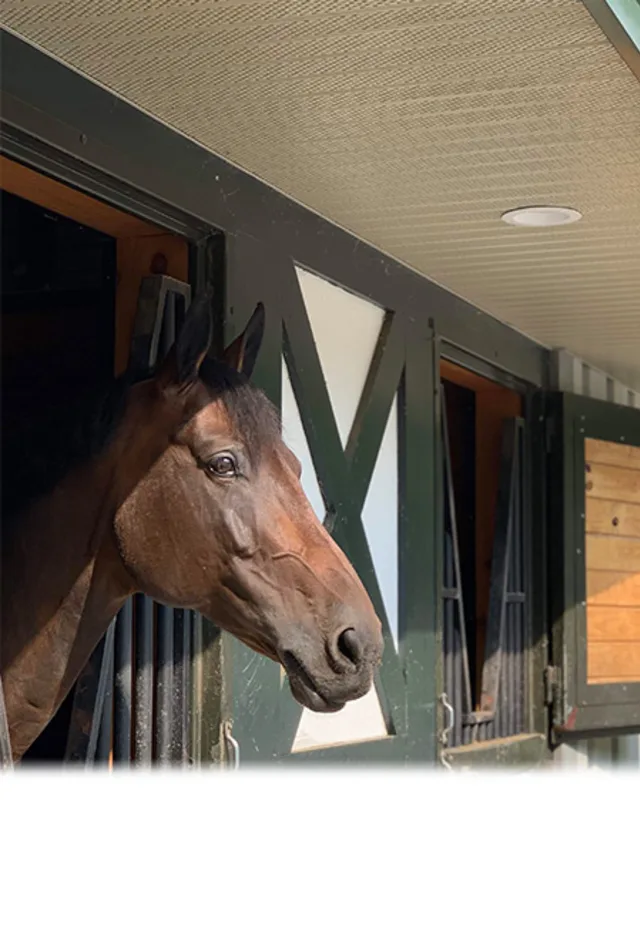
582;0;640;83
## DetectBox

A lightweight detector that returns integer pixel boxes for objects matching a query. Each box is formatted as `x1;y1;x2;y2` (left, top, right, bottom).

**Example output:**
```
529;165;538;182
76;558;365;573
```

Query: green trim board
547;392;640;740
525;392;552;739
583;0;640;82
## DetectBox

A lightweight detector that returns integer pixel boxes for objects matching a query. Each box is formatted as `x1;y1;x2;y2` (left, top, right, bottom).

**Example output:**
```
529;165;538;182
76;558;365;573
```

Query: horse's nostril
336;627;362;668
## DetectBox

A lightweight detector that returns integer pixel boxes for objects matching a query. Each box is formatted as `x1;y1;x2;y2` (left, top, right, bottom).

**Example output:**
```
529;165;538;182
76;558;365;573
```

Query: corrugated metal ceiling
2;0;639;388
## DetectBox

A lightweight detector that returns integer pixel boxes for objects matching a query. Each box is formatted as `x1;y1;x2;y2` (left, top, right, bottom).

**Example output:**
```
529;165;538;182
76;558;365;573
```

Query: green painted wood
279;262;407;733
443;733;549;770
221;242;442;763
400;320;439;762
548;391;640;740
346;310;405;513
526;393;551;738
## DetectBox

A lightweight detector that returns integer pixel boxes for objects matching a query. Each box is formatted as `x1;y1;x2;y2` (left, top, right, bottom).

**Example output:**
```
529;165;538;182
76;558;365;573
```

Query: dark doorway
1;188;116;762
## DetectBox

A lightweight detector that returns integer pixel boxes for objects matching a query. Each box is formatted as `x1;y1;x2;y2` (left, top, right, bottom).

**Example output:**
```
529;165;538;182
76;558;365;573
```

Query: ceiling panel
2;0;639;387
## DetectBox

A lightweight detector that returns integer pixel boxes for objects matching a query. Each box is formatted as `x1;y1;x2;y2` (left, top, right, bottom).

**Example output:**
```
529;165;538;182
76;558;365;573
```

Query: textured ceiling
2;0;640;388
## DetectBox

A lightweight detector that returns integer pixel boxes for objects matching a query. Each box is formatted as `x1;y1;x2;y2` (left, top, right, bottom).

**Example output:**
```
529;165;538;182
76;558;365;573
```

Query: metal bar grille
92;597;196;767
442;393;528;747
113;600;133;763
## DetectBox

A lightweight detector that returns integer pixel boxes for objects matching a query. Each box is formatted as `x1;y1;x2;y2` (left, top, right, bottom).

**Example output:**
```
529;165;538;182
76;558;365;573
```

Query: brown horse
0;296;383;762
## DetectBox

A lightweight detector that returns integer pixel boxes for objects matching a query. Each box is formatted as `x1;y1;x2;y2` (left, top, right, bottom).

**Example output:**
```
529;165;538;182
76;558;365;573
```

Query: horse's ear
157;292;213;389
223;302;265;379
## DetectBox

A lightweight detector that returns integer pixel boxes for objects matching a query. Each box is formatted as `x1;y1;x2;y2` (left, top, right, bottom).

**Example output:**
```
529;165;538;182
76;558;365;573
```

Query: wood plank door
547;392;640;739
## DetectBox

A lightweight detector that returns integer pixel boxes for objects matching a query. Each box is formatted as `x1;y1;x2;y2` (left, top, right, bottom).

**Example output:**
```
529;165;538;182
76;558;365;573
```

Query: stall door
547;392;640;738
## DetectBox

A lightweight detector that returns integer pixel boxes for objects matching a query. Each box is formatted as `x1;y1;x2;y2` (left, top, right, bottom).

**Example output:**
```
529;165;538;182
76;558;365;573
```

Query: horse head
112;297;383;713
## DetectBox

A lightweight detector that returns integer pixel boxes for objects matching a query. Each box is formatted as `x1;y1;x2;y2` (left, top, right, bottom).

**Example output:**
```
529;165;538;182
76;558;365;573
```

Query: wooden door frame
1;155;191;373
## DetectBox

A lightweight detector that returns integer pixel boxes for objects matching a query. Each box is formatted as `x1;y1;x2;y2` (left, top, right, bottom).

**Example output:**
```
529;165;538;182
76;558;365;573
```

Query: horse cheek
111;482;171;591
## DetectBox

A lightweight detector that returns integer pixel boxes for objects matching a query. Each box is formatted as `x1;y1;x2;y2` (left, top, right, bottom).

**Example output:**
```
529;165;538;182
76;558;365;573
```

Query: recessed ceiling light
500;206;582;228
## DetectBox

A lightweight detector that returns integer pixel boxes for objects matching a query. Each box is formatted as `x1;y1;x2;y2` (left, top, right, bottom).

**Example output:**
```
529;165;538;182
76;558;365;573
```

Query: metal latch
223;720;240;770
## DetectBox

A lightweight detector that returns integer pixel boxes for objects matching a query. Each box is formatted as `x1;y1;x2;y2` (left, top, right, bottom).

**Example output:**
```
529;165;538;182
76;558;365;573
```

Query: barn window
439;360;543;766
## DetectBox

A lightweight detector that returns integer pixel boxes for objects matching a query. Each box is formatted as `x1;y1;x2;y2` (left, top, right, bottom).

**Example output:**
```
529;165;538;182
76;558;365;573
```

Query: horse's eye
207;453;237;478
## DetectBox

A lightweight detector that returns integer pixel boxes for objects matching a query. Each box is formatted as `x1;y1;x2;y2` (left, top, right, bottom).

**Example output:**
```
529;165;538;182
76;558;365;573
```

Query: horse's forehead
188;395;235;435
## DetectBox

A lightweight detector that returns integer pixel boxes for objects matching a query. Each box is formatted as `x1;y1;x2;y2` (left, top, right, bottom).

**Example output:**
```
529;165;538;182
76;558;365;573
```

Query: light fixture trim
500;205;582;228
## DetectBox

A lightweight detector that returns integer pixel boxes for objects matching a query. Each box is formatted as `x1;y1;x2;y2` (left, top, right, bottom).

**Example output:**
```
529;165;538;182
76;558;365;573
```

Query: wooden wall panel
586;534;640;573
588;644;640;683
586;437;640;685
586;498;640;538
587;571;640;607
588;607;640;642
585;438;640;471
586;463;640;505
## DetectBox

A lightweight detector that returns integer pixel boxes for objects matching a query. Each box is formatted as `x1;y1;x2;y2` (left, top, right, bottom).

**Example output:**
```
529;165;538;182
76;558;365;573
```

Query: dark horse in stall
0;297;383;763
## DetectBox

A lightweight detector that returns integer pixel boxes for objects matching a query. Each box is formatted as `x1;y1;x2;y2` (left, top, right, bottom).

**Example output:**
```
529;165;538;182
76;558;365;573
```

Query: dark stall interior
440;359;525;744
1;188;116;761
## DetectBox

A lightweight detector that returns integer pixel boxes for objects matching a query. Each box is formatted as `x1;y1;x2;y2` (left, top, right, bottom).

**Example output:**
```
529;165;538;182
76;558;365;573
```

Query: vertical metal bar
0;676;13;769
170;608;190;765
506;605;515;738
169;609;181;764
441;387;472;717
190;611;203;766
133;594;154;766
174;609;192;765
443;537;455;745
85;622;115;766
113;599;133;764
182;612;192;765
155;603;174;765
172;609;185;764
63;622;115;765
96;637;114;765
515;423;526;735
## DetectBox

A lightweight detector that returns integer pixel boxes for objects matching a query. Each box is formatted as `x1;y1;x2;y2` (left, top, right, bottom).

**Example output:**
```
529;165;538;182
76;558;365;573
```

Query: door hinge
543;665;559;708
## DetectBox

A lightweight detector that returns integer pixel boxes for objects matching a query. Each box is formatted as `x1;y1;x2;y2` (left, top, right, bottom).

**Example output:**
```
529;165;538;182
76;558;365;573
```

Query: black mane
1;359;280;525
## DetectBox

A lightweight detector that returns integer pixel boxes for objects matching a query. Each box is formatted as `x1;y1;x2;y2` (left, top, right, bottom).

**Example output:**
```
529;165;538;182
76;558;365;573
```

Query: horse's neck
1;465;130;760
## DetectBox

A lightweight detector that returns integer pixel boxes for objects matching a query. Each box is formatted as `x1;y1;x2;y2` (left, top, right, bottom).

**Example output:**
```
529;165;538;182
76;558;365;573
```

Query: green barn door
219;234;439;765
547;392;640;740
